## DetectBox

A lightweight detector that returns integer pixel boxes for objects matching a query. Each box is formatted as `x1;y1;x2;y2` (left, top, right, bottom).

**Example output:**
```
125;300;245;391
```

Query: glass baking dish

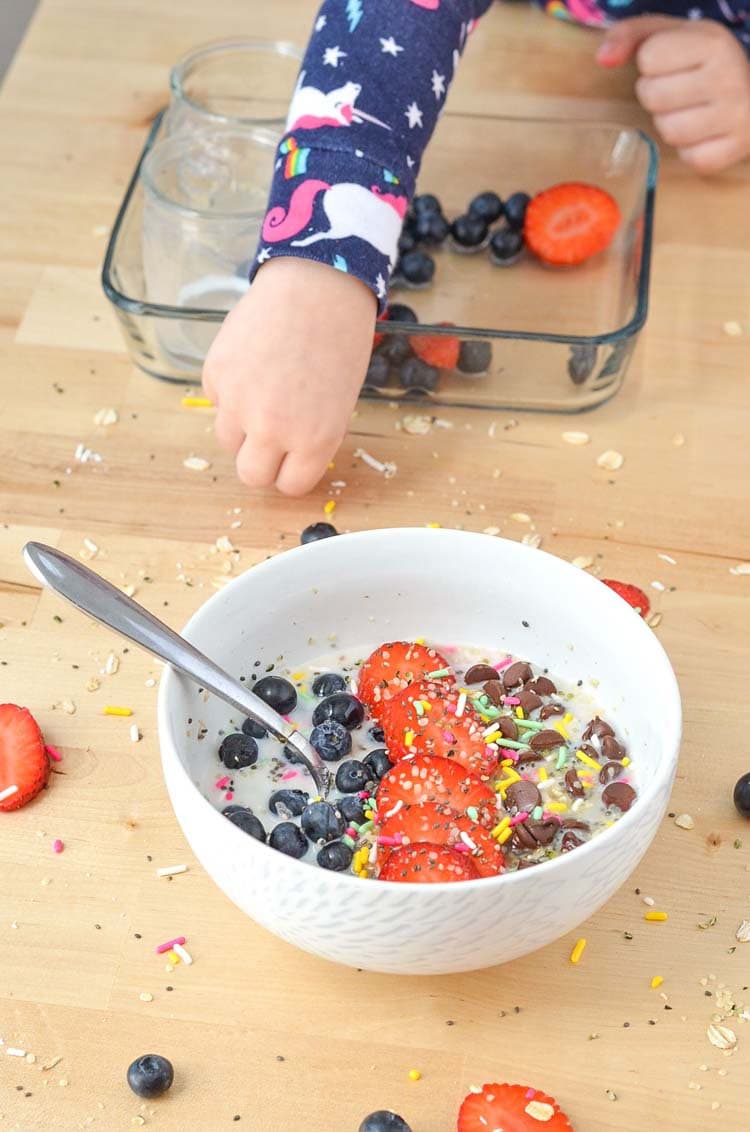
102;112;657;412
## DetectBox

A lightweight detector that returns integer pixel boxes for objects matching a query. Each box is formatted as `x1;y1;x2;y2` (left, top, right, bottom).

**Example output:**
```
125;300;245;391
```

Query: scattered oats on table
183;455;211;472
735;920;750;943
562;430;591;445
93;407;118;427
672;432;686;447
723;321;743;337
510;512;531;524
597;449;625;471
674;813;695;830
571;555;594;570
521;532;542;549
706;1024;737;1052
729;562;750;576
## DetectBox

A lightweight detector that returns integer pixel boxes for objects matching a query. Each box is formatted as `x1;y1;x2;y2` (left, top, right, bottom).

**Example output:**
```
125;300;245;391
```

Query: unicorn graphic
262;181;406;267
287;72;391;131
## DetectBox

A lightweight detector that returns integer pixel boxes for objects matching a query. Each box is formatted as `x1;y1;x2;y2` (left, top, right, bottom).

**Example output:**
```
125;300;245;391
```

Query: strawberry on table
601;579;650;618
356;642;455;720
379;801;505;877
458;1083;574;1132
382;680;498;779
0;704;49;812
379;842;480;883
376;754;496;823
524;182;620;266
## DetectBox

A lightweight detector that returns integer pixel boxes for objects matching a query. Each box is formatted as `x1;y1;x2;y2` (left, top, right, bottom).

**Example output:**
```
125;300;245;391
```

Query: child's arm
598;15;750;174
204;0;493;497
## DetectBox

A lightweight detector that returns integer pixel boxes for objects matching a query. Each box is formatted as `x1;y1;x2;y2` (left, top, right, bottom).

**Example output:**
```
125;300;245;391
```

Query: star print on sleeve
405;101;423;128
380;35;404;55
315;14;327;31
431;69;446;98
375;272;387;301
323;45;347;66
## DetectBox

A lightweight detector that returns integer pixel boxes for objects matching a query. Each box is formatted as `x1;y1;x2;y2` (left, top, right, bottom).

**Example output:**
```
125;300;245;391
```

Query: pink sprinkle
345;827;358;839
282;715;293;723
377;835;403;847
442;730;456;743
502;749;519;763
281;769;298;781
224;791;234;801
156;936;186;954
215;776;230;790
45;744;63;763
357;791;371;800
452;842;470;853
445;704;456;714
494;656;514;671
525;1088;536;1100
53;839;64;854
543;812;564;823
509;811;529;827
503;696;521;706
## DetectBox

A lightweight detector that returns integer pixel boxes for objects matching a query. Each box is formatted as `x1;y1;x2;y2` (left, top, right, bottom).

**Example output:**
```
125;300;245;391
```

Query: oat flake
400;414;433;435
735;920;750;943
723;321;743;337
571;555;594;570
674;813;695;830
562;430;590;446
522;533;542;549
707;1024;737;1051
483;526;500;537
729;563;750;576
510;512;532;524
647;612;663;628
525;1100;555;1121
183;455;211;471
93;407;118;427
672;432;686;447
597;449;624;471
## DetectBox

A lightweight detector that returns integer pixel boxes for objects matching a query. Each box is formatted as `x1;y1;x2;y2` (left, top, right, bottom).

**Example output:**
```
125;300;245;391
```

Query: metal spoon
23;542;330;795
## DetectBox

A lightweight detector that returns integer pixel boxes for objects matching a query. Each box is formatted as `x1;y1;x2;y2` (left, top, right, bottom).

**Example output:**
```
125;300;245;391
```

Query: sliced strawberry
601;579;650;618
524;182;620;266
458;1083;574;1132
0;704;49;812
379;802;505;877
376;754;496;823
379;842;479;883
382;680;498;779
411;323;461;370
356;642;455;720
373;305;390;347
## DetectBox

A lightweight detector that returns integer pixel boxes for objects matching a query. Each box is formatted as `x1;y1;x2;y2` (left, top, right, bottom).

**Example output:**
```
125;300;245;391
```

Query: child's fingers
214;411;245;454
654;105;721;150
235;436;286;489
275;440;342;497
636;72;709;116
678;134;740;175
596;15;678;68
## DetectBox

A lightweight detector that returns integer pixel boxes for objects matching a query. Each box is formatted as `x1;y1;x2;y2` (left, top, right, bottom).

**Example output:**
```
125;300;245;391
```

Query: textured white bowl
158;528;681;975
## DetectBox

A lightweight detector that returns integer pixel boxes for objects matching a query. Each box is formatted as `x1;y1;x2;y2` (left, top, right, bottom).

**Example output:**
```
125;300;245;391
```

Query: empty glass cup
141;127;278;370
165;38;303;137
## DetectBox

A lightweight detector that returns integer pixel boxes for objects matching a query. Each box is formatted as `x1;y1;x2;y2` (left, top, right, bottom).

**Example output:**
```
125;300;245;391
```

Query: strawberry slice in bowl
381;679;498;779
379;842;480;883
356;641;455;720
379;801;505;877
376;754;496;825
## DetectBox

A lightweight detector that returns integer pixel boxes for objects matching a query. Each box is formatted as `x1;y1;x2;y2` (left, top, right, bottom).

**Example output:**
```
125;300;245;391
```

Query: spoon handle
23;542;328;792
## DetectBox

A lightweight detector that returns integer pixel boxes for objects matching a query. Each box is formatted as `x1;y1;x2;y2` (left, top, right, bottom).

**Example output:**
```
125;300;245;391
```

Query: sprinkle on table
570;938;587;964
156;864;188;878
45;744;63;762
53;839;64;854
172;942;193;965
645;911;668;922
651;976;664;989
181;396;214;408
156;936;186;954
103;705;133;717
323;500;336;516
408;1069;422;1081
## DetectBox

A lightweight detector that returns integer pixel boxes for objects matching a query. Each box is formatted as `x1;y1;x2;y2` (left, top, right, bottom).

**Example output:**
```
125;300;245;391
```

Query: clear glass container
102;112;658;411
165;38;302;136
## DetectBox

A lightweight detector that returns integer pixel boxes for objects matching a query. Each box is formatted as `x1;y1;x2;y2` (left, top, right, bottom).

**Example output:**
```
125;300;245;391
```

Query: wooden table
1;2;749;1129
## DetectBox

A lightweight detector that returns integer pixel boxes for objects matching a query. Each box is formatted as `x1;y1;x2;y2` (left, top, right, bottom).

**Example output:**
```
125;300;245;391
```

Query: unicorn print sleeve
251;0;493;311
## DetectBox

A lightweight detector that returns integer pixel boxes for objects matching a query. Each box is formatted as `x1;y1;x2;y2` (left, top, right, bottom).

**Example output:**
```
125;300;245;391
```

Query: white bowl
158;529;681;975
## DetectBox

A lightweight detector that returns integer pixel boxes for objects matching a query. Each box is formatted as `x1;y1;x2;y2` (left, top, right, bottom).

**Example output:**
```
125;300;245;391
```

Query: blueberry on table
312;672;347;697
387;303;418;324
364;353;390;388
126;1054;174;1099
359;1112;412;1132
269;821;309;859
310;719;353;761
457;339;493;376
399;251;436;287
734;772;750;817
363;748;393;781
337;794;368;824
218;732;258;770
317;839;354;871
469;190;504;224
449;213;488;251
413;192;442;216
489;226;524;266
567;343;598;385
398;230;417;255
302;800;344;842
222;805;267;842
242;716;267;740
269;789;309;818
503;190;531;229
415;211;450;246
399;356;440;392
379;333;413;365
301;521;338;545
253;675;297;715
335;759;371;793
312;692;366;731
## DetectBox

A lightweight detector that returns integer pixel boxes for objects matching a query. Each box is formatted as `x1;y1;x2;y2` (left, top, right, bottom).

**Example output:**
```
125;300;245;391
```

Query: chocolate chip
515;748;544;767
465;663;500;685
602;781;637;812
495;714;519;741
601;734;626;761
526;676;557;696
539;702;565;720
560;818;590;831
565;768;585;798
483;679;505;707
515;689;542;715
599;761;624;785
511;821;539;850
560;831;585;853
583;716;614;741
529;728;566;752
526;818;558;846
580;742;601;762
503;660;533;690
505;780;542;813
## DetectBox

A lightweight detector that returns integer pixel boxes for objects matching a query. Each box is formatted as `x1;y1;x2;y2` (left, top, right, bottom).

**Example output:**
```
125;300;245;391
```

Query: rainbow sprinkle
103;706;133;717
45;744;63;763
651;975;664;989
645;911;668;922
156;936;186;954
53;839;64;854
576;749;601;771
570;938;587;964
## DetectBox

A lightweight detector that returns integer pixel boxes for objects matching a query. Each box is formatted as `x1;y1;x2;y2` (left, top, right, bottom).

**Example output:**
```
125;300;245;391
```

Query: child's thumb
596;15;677;67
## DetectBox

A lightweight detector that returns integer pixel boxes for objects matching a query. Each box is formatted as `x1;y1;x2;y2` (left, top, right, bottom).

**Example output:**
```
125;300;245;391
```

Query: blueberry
399;356;439;392
269;821;309;859
387;303;418;323
301;800;344;842
489;226;524;266
469;190;503;224
399;251;435;287
312;672;347;697
253;675;297;715
734;772;750;817
369;725;386;743
398;230;417;256
503;191;531;229
567;343;598;385
242;717;267;740
335;759;371;793
449;213;488;251
457;339;493;375
359;1112;412;1132
222;805;266;841
415;212;450;246
337;794;368;824
364;353;390;388
413;192;442;216
379;333;413;365
363;748;393;781
269;789;309;818
301;521;338;545
126;1054;174;1099
312;692;366;731
317;839;354;871
218;732;258;770
310;719;353;761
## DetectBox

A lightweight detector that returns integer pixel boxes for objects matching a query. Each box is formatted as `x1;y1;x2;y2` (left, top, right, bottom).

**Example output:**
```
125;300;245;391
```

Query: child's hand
203;258;376;496
597;16;750;173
